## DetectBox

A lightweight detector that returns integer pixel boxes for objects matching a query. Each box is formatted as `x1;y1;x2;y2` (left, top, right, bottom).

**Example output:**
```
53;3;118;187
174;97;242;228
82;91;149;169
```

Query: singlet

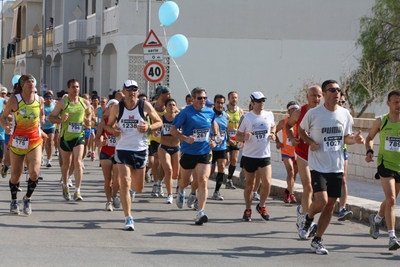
149;102;166;143
161;115;173;137
212;111;228;151
300;104;353;173
116;99;148;152
42;102;55;130
0;98;5;140
60;97;86;141
237;110;275;158
10;94;42;154
225;105;241;145
172;105;216;155
294;104;310;161
101;117;116;156
378;114;400;172
281;117;296;157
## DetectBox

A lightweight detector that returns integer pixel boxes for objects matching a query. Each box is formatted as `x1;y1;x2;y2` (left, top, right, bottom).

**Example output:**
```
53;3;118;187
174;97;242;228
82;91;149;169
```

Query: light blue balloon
12;75;20;85
158;1;179;27
33;77;37;86
167;34;188;58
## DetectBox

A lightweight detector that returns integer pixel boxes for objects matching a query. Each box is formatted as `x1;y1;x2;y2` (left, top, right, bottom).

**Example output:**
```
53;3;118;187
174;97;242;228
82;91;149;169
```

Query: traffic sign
143;62;165;83
143;30;162;47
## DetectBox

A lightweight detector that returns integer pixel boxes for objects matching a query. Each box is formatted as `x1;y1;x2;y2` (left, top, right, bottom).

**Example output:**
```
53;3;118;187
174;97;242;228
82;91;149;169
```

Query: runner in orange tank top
285;85;322;234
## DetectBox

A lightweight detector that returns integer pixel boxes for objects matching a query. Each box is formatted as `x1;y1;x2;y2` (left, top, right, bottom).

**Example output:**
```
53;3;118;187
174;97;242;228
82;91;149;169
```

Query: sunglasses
324;87;341;93
253;99;266;103
125;86;138;92
197;97;207;101
100;101;106;103
339;100;346;104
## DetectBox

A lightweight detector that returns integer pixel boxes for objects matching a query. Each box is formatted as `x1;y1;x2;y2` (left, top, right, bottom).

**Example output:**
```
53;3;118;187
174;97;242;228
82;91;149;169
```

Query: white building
1;0;378;110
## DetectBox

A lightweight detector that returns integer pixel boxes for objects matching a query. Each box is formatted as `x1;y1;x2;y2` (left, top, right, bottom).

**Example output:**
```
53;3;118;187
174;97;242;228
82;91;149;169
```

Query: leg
297;157;312;214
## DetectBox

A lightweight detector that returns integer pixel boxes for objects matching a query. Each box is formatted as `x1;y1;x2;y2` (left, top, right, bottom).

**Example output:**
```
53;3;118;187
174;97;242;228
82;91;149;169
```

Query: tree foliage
346;0;400;117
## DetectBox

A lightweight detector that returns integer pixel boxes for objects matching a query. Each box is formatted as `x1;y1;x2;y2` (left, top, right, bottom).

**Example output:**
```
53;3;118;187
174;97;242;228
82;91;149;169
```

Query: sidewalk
228;162;400;230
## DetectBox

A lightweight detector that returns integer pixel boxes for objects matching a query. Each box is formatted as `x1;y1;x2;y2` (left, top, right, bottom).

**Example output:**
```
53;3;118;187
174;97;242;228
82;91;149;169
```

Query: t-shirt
300;104;353;173
211;111;228;151
172;105;215;155
237;110;275;158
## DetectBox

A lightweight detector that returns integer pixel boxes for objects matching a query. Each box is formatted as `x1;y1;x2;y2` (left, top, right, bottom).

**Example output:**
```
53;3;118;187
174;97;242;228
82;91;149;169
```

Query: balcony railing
87;13;100;38
28;35;38;51
54;25;63;46
21;38;26;54
69;19;87;42
103;5;119;34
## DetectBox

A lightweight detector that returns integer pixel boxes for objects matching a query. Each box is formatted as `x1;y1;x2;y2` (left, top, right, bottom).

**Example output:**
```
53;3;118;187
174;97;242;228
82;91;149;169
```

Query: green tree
347;0;400;117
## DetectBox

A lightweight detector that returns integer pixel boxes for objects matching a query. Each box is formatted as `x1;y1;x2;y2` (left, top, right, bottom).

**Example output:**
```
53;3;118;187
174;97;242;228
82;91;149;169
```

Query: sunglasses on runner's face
125;86;138;92
196;97;207;100
325;87;341;93
339;100;346;104
253;99;266;103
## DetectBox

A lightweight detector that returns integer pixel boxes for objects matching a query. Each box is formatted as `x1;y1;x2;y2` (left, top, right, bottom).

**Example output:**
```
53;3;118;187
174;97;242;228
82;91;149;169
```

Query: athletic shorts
42;128;55;135
0;140;5;158
180;153;211;170
227;144;240;152
115;149;147;169
343;150;349;161
310;170;343;198
159;144;179;156
84;128;92;139
150;140;160;155
100;151;113;161
376;163;400;183
241;156;271;173
282;153;297;164
60;136;85;152
211;150;227;164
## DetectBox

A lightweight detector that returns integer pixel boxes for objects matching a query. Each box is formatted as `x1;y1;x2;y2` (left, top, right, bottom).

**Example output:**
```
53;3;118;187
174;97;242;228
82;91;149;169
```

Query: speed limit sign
143;62;165;83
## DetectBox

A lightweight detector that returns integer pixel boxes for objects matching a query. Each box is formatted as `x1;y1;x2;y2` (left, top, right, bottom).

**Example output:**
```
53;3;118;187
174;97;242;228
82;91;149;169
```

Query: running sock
388;230;396;238
375;214;383;224
26;179;38;198
215;172;224;191
228;165;236;179
340;206;345;212
305;214;314;222
75;187;81;193
9;181;19;200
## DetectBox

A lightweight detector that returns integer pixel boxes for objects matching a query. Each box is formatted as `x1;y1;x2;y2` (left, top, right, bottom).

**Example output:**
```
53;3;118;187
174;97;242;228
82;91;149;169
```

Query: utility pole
145;0;150;97
42;0;46;88
0;0;3;85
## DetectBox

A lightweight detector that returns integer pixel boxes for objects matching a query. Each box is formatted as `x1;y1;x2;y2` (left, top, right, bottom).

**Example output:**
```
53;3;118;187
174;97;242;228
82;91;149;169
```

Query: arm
365;118;381;162
84;99;93;126
285;110;300;146
142;101;163;132
298;126;319;152
269;124;276;142
48;99;67;124
40;97;45;125
275;119;284;149
210;120;221;142
235;116;252;142
344;130;365;145
170;125;195;144
94;119;106;147
105;105;121;136
0;95;17;133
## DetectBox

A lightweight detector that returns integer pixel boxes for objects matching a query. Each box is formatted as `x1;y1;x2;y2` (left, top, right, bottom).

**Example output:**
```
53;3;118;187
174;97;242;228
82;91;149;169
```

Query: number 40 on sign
143;62;165;83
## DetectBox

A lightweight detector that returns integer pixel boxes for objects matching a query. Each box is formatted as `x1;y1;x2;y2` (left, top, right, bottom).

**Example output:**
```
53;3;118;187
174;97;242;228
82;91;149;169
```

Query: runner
42;91;56;167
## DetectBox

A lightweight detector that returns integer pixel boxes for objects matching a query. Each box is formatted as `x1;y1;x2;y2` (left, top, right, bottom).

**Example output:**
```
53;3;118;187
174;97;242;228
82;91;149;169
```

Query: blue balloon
33;77;37;87
167;34;188;58
159;1;179;27
12;75;20;85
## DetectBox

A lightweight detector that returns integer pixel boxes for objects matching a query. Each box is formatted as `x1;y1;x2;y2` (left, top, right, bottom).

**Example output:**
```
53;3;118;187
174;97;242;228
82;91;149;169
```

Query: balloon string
162;27;190;94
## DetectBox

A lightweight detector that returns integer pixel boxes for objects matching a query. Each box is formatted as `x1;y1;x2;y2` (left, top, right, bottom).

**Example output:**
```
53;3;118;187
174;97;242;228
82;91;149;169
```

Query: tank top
378;114;400;172
60;97;86;141
101;117;116;156
225;105;241;142
281;117;296;157
294;104;309;160
149;103;166;143
116;99;148;151
42;102;55;129
161;115;172;137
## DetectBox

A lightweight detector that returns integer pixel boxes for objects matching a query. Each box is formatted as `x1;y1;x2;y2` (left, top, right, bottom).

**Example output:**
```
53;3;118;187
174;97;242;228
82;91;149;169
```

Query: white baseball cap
250;91;266;101
123;80;138;89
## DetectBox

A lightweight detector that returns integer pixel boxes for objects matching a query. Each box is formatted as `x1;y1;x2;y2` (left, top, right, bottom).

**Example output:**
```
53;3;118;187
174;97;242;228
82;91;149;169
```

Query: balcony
53;25;62;46
86;13;100;46
28;35;38;52
68;19;95;49
103;5;119;34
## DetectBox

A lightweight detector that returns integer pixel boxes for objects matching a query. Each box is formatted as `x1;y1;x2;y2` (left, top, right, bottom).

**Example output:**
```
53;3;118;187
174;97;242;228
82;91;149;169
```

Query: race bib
286;137;292;146
220;130;226;141
227;129;237;138
193;129;209;142
68;122;82;133
107;135;117;147
121;119;139;132
12;136;29;149
385;136;400;152
254;130;268;142
323;136;342;152
162;123;171;135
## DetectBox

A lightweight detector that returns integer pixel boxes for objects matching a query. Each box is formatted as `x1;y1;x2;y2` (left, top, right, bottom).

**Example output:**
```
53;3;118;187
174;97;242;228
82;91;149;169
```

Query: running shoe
25;173;30;182
212;191;224;200
252;192;260;201
10;200;20;214
166;194;173;204
46;160;52;168
193;199;198;211
256;203;270;221
338;208;353;221
68;177;73;188
389;237;400;250
63;187;71;201
22;196;32;215
17;186;22;192
151;183;159;197
187;193;196;209
23;166;28;174
311;238;329;255
55;150;58;156
158;184;164;197
124;216;135;231
195;210;209;225
309;223;318;238
296;205;303;230
176;190;185;209
86;151;91;158
91;152;95;161
105;202;113;211
283;189;290;203
299;216;313;239
225;180;236;189
145;172;152;183
1;165;9;178
369;214;381;239
113;195;121;208
130;189;136;202
73;191;83;201
290;194;297;203
38;171;43;180
242;208;252;221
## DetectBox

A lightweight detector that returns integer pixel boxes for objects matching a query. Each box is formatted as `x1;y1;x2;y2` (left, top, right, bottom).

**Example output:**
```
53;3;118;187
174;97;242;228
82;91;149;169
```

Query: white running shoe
166;194;173;204
124;216;135;231
105;202;113;211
